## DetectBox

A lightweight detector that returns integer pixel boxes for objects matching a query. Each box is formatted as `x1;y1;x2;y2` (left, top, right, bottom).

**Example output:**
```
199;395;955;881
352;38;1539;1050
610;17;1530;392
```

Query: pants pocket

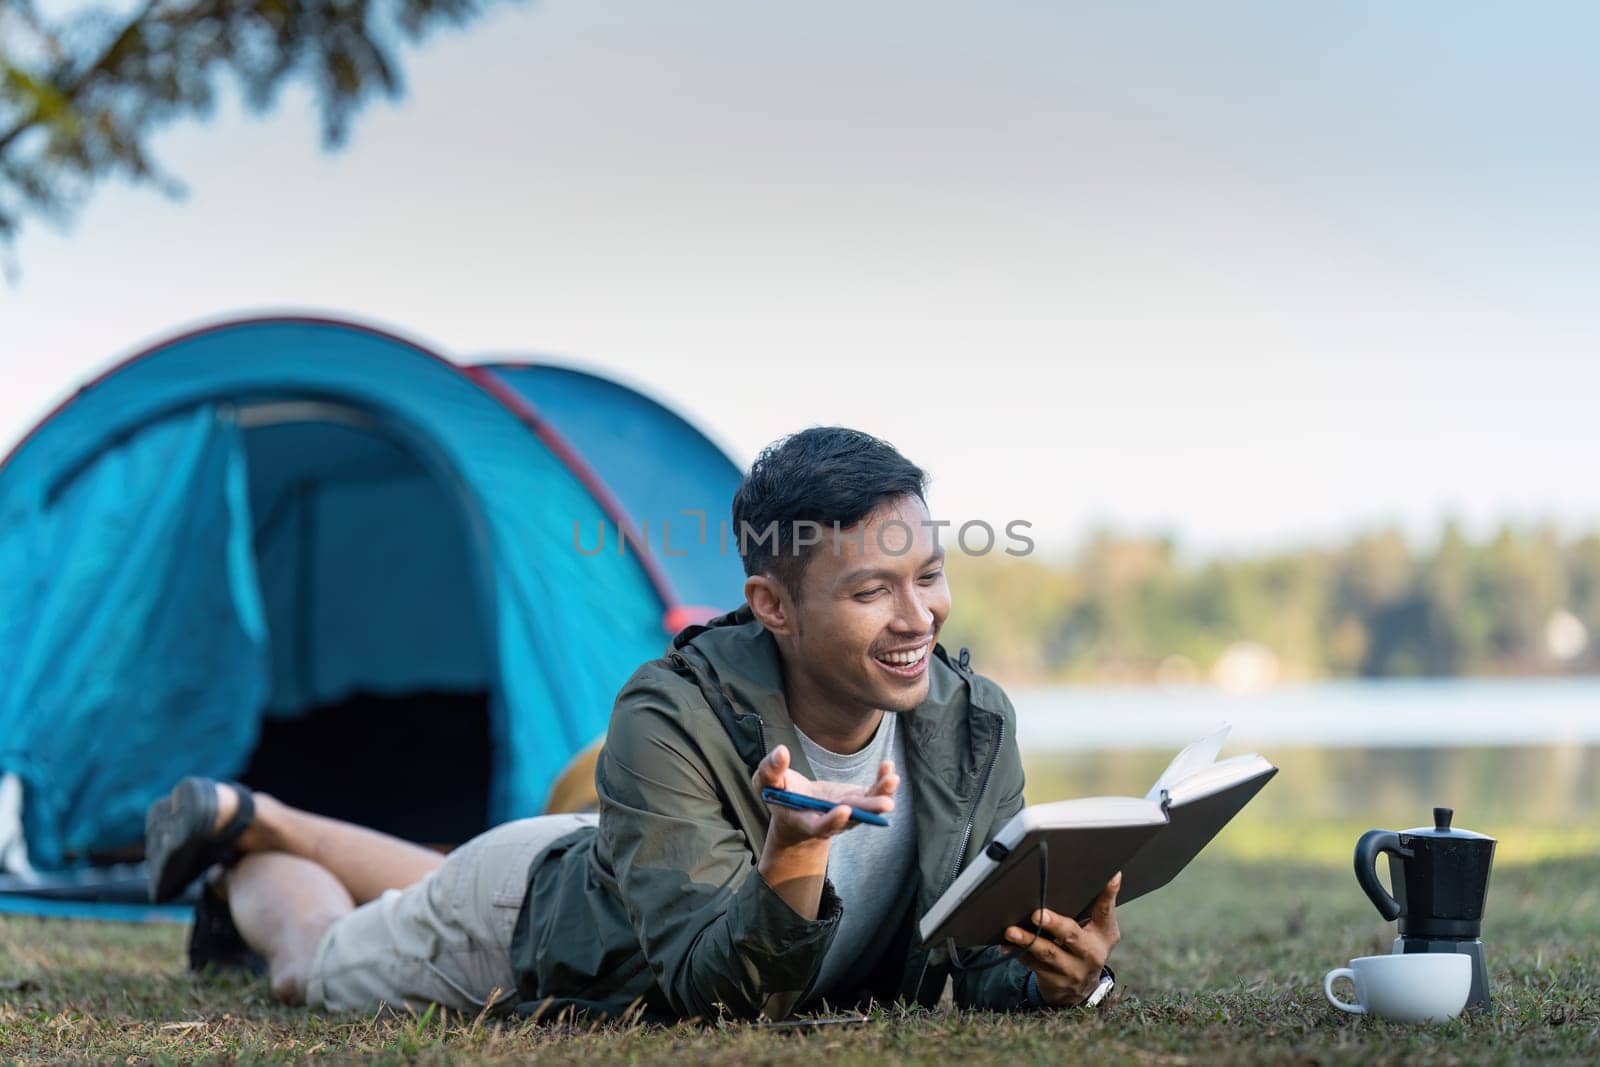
492;856;529;910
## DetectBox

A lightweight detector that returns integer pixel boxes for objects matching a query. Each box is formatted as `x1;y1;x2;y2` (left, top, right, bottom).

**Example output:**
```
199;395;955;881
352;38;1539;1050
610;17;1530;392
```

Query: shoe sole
145;777;219;903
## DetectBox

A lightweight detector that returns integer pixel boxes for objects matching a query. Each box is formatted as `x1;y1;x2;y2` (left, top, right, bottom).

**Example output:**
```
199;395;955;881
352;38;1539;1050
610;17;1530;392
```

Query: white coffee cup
1323;953;1471;1023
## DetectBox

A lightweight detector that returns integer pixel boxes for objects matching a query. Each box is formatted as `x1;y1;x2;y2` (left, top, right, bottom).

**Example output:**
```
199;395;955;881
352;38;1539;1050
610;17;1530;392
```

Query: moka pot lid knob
1401;805;1494;841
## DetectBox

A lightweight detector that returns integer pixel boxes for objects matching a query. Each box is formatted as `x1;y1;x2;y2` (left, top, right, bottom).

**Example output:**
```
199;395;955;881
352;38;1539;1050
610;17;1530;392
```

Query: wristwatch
1080;965;1116;1008
1026;965;1116;1009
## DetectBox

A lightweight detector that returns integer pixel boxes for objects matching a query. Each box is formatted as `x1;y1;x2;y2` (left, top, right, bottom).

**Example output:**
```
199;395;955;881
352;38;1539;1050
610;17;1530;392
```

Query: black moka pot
1354;806;1496;1008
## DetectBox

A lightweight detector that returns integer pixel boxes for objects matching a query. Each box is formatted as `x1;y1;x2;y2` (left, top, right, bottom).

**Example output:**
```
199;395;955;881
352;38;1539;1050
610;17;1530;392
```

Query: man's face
782;494;951;715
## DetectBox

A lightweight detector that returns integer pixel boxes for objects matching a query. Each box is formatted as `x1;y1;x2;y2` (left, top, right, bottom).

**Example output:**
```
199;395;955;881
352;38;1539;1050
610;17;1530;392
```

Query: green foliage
0;0;509;246
943;524;1600;682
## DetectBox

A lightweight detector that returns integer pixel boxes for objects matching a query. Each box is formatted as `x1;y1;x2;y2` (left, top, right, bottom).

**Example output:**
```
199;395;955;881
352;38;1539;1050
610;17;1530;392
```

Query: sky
4;0;1599;556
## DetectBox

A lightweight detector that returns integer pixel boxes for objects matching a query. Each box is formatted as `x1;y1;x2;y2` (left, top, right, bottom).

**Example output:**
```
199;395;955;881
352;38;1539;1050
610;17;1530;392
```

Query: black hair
731;426;929;595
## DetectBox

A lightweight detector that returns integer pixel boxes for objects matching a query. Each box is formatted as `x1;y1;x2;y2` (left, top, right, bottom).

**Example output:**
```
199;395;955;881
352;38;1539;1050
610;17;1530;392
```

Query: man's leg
272;813;599;1014
223;851;355;1003
197;783;446;1005
213;783;443;904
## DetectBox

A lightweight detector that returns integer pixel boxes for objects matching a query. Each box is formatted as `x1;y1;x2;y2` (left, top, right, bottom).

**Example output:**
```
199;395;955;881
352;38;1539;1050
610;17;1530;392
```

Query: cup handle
1323;968;1364;1014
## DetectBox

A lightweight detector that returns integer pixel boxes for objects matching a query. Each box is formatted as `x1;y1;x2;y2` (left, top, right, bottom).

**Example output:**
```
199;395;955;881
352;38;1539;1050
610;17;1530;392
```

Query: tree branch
0;0;163;155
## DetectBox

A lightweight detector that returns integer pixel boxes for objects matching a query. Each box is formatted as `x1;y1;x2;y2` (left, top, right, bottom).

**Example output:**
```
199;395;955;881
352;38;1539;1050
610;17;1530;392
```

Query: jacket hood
669;603;1006;784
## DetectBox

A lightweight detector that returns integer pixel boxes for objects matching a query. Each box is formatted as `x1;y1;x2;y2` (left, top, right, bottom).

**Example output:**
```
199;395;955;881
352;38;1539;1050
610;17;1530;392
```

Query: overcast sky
5;1;1598;555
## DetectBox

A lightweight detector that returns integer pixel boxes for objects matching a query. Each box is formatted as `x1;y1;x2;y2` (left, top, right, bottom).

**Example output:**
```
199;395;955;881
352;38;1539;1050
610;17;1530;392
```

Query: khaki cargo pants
306;812;598;1014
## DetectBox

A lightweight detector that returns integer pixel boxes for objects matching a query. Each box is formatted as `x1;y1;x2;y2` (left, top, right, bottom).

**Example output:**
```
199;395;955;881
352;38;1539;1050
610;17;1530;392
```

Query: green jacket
508;605;1036;1021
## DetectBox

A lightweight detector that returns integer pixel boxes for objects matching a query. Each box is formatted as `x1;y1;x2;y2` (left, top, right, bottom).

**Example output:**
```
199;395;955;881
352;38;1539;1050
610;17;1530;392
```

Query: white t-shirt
793;711;918;1002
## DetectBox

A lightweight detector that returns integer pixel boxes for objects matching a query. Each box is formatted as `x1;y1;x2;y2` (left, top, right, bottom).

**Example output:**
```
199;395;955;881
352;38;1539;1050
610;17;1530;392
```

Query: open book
918;725;1276;947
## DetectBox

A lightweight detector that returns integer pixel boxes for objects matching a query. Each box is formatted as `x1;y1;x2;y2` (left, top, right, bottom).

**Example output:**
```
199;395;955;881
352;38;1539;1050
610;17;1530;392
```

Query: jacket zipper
943;717;1004;893
911;713;1003;1000
670;650;770;771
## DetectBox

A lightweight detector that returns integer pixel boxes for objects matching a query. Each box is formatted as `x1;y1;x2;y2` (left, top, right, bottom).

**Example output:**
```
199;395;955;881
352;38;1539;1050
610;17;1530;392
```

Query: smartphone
761;786;889;827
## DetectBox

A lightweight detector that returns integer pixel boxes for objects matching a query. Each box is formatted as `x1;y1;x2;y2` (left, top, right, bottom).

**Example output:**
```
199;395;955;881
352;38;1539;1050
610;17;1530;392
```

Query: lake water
1010;676;1600;751
1011;677;1600;834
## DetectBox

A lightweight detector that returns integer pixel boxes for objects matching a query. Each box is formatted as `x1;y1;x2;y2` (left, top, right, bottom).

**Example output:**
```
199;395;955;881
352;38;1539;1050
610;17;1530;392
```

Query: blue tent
0;316;744;919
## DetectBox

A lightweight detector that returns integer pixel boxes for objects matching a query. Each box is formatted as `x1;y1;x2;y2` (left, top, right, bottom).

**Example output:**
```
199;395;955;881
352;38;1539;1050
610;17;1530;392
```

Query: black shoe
145;778;256;903
188;880;267;976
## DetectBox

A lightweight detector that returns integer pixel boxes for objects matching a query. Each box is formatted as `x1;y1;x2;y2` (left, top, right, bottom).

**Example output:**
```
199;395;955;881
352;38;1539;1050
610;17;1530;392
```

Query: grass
3;847;1598;1064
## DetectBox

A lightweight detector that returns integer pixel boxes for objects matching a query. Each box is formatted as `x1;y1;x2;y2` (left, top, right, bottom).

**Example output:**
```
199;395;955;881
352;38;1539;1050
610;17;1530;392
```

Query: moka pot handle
1353;830;1410;921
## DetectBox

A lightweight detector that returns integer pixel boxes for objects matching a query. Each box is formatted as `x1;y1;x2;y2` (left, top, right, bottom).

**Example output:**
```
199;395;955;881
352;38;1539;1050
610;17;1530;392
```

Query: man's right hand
753;744;898;918
754;743;898;846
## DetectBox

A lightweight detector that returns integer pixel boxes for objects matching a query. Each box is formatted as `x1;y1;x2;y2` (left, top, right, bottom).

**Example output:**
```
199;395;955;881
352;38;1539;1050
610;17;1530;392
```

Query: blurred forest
941;523;1600;684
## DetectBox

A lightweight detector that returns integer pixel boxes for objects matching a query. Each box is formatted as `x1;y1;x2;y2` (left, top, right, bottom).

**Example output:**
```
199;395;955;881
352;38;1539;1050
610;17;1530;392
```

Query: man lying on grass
145;426;1121;1021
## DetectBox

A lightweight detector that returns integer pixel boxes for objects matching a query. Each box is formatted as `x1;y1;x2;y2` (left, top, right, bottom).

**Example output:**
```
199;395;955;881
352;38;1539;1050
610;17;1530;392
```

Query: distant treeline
941;524;1600;683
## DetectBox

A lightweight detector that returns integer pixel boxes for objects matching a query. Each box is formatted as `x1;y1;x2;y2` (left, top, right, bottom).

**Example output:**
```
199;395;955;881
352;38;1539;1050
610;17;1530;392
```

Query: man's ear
745;574;794;636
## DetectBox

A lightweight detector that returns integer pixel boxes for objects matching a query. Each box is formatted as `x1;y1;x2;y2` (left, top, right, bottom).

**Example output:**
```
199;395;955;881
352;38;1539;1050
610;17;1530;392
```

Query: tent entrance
240;690;491;846
234;400;497;848
0;396;501;913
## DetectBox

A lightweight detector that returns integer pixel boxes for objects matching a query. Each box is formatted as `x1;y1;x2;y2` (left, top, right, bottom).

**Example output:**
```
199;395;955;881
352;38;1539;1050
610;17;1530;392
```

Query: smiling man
145;426;1119;1021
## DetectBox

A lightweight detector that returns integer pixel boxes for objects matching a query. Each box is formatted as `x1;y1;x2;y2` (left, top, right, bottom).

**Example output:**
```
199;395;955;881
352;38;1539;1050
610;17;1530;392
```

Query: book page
1165;753;1275;806
1018;795;1165;832
1145;723;1231;802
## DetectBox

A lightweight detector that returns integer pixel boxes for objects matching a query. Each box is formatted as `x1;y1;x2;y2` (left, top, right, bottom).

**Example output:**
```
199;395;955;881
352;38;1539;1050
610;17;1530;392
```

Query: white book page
1145;723;1231;802
1018;795;1165;832
1163;753;1276;806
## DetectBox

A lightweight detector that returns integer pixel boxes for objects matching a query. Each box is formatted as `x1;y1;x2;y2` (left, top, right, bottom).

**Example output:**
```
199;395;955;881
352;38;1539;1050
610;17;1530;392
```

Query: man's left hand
1003;871;1121;1007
